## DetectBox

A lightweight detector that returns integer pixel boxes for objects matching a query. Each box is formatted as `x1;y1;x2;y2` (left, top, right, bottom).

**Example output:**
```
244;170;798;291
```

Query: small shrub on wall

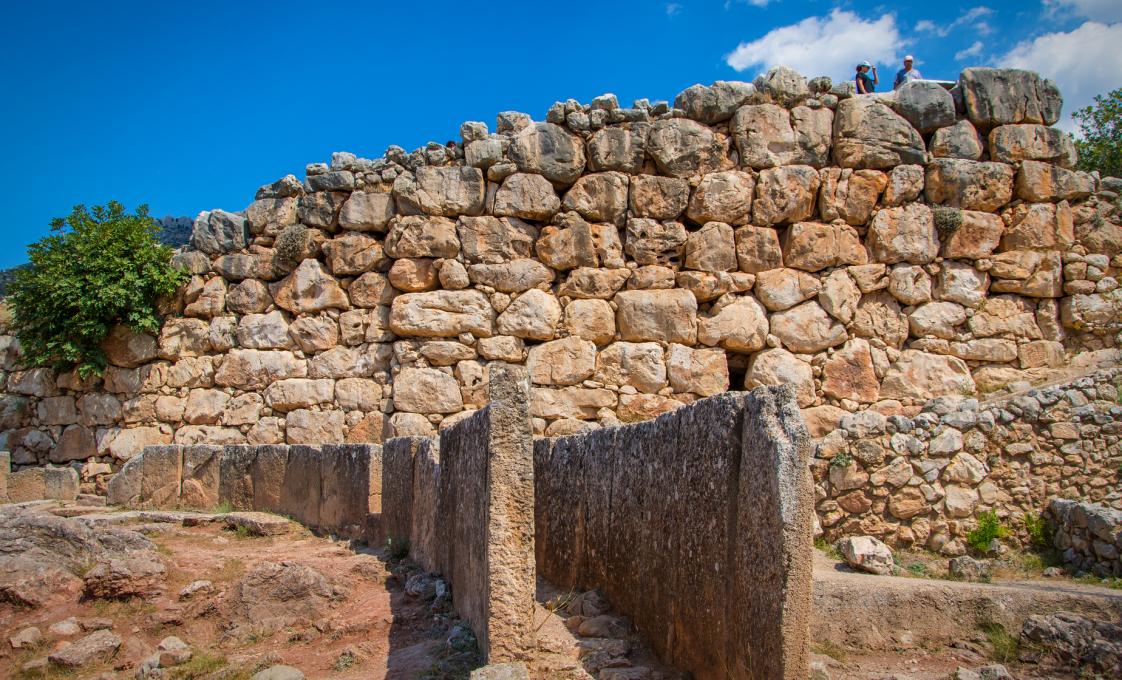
8;202;187;378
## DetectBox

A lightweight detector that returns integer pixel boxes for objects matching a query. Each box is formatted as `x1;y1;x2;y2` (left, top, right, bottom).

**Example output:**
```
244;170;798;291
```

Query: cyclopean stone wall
1;66;1121;541
812;366;1122;554
1047;498;1122;578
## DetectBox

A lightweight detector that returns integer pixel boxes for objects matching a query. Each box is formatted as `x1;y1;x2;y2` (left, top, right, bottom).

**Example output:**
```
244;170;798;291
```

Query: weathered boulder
385;216;460;259
527;336;597;386
629;175;690;220
989;124;1076;167
925;159;1014;212
1015;160;1095;202
496;289;562;341
624;218;688;267
942;211;1004;259
587;124;649;174
697;295;769;352
492;173;561;221
835;536;894;575
614;289;697;344
467;260;553;293
832;97;926;169
270;260;349;314
782;222;866;272
508;123;587;186
338;192;395;232
102;326;158;368
880;350;975;400
665;344;728;397
959;68;1062;127
686;170;755;225
731;104;832;168
734;225;784;273
818;168;887;225
647;118;731;178
929;120;984;160
754;268;821;311
214;349;306;390
770;301;847;353
191;210;248;255
684;221;737;272
822;339;880;403
393;166;485;217
594;342;667;393
752;165;820;226
891;81;955;133
745;348;814;407
389;290;495;337
868;203;939;264
674;80;756;123
562;172;630;224
393;368;463;414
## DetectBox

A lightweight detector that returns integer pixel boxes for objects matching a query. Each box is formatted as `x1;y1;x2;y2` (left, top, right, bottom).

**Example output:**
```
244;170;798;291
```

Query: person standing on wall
855;61;878;94
894;55;923;89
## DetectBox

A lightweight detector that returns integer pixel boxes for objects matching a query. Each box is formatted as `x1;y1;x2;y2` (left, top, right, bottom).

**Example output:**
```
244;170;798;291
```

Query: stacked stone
1047;498;1122;577
0;65;1119;520
812;368;1122;554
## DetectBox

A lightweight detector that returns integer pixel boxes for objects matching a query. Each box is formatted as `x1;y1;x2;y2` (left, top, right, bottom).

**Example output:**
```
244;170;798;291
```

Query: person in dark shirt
855;61;878;94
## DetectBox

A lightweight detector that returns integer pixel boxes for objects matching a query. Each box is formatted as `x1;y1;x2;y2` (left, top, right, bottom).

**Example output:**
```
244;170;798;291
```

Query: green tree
8;202;188;378
1074;88;1122;178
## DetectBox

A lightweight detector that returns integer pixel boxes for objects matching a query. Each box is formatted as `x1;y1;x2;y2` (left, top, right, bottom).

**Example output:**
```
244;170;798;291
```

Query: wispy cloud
914;6;994;38
1044;0;1122;23
725;9;903;79
666;3;682;17
955;41;984;61
725;0;773;9
1000;21;1122;131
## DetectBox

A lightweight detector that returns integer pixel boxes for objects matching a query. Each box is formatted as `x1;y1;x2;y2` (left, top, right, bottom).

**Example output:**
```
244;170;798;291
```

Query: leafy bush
967;510;1010;553
8;202;187;378
1074;88;1122;178
1023;512;1051;548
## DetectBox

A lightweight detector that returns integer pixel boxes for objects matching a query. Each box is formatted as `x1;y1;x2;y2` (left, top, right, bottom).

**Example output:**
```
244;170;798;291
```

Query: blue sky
1;0;1119;269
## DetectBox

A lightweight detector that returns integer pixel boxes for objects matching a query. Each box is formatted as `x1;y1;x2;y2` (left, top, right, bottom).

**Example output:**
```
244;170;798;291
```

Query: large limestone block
752;166;820;226
285;410;345;445
457;216;537;264
508;122;587;186
989;124;1077;168
227;279;272;315
647;118;732;178
614;289;698;344
929;120;984;160
389;290;495;337
467;260;553;293
674;80;756;123
746;348;815;407
1061;292;1122;331
755;268;821;311
246;196;298;236
587;124;649;174
237;311;293;350
755;64;811;106
1000;202;1074;252
594;342;667;393
887;265;932;306
684;221;737;273
393;166;485;216
538;213;623;270
882;164;925;207
264;378;335;412
184;277;226;318
393;367;464;414
990;250;1062;297
666;344;728;397
891;81;955;133
959;68;1062;127
867;203;938;265
338;191;395;232
322;233;387;276
385;215;461;259
936;261;989;309
697;295;769;352
968;295;1042;338
822;339;879;404
880;350;975;400
270;260;349;314
563;299;616;345
770;301;848;354
819;269;862;323
624;218;688;267
731;104;832;169
528;336;597;386
102;325;158;368
909;301;967;339
942;211;1004;259
191;210;248;255
1015;160;1094;202
159;318;212;359
817;168;887;225
557;267;631;299
561;172;629;224
686;171;755;225
51;424;96;462
298;190;347;230
531;386;616;419
734;225;783;273
496;289;562;341
925;158;1014;212
629;175;689;220
214;349;307;390
492;173;561;221
782;222;866;272
832;97;926;169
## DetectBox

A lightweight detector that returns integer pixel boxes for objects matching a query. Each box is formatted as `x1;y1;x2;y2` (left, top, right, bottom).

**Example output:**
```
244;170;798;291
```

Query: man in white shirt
894;55;923;89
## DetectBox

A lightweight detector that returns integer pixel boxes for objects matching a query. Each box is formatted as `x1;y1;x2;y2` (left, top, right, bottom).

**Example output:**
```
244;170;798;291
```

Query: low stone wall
1047;498;1122;577
812;367;1122;554
533;385;813;680
1;451;79;503
379;363;536;664
106;443;380;537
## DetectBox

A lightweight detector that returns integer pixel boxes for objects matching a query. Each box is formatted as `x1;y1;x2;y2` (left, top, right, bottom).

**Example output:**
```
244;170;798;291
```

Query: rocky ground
2;500;1120;679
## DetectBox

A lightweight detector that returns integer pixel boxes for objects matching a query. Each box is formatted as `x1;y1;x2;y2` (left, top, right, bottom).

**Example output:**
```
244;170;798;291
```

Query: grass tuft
981;621;1019;663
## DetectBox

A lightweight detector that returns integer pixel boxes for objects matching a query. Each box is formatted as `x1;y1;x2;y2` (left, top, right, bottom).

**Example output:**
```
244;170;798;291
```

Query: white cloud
726;0;773;8
725;9;903;80
915;6;994;37
955;41;984;61
666;2;681;16
1045;0;1122;23
999;21;1122;130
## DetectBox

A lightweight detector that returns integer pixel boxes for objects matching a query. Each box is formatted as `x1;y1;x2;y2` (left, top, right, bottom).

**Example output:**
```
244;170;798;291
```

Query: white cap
904;54;914;61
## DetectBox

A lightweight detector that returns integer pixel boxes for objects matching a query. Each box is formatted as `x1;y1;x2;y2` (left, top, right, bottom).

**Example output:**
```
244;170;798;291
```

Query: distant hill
0;215;194;297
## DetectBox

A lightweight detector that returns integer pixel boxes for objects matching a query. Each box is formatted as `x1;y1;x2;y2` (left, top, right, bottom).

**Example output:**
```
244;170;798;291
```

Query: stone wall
1047;498;1122;577
813;367;1122;553
106;443;380;538
2;65;1122;540
534;384;813;680
379;363;536;664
